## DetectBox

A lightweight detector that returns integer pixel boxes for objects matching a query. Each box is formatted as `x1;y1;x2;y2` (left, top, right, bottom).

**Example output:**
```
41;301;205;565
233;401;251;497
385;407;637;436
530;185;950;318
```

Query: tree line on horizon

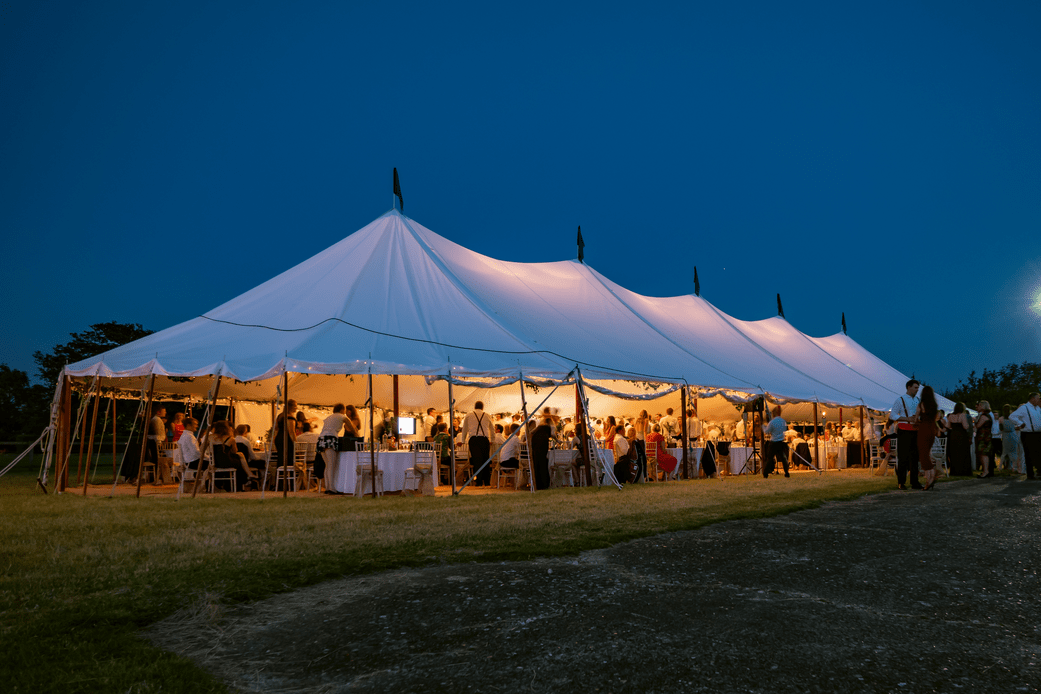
0;322;1038;448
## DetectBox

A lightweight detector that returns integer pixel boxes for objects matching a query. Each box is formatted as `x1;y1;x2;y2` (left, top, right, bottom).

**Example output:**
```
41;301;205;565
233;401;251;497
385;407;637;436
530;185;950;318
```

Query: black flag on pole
393;168;403;211
776;293;785;318
841;312;847;334
577;226;585;263
694;266;700;297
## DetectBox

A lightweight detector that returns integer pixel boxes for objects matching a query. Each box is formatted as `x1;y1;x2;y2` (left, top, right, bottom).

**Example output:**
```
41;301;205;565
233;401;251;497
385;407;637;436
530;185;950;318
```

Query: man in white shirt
461;401;493;487
660;408;678;440
423;408;437;440
1010;392;1041;479
890;379;922;490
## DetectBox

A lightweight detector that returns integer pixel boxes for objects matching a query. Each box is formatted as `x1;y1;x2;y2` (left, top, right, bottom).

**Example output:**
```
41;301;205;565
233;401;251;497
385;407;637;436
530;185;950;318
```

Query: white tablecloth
809;445;847;469
668;446;752;475
326;451;416;493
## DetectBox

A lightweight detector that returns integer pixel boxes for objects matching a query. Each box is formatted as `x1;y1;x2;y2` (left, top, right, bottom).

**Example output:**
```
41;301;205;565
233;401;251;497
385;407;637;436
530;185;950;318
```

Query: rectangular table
326;451;416;494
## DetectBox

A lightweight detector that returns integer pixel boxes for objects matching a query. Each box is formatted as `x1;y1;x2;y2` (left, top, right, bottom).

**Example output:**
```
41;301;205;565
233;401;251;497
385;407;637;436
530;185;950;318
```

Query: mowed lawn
1;454;898;693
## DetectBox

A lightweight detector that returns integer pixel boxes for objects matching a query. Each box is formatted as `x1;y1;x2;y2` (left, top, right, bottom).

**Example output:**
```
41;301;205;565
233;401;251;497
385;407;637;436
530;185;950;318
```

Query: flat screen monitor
397;417;416;436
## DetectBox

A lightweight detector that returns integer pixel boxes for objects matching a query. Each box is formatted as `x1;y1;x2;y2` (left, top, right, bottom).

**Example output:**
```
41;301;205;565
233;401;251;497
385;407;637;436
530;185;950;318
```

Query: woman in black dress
946;402;974;476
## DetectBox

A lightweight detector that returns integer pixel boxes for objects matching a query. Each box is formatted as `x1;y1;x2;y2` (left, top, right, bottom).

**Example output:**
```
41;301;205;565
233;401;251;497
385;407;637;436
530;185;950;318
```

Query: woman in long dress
974;401;994;478
916;386;939;490
946;402;974;476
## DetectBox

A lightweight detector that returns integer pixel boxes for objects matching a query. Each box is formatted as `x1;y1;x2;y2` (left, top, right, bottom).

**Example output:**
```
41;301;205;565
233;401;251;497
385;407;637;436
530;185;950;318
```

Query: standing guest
170;412;185;442
634;410;649;482
660;408;678;441
685;409;703;443
762;405;790;478
1009;392;1041;479
890;379;923;490
144;406;167;484
317;404;354;484
272;400;298;470
916;386;940;490
529;416;554;490
423;408;438;440
461;401;493;487
974;401;994;478
999;404;1024;474
602;416;617;451
945;403;974;476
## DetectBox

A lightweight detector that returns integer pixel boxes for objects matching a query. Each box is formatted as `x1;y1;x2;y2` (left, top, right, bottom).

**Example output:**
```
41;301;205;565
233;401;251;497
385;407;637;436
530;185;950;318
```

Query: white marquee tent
48;208;944;477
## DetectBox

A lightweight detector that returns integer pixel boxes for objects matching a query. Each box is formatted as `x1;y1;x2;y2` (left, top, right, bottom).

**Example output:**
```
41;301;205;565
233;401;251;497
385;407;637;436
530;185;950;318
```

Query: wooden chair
645;440;660;482
355;463;384;497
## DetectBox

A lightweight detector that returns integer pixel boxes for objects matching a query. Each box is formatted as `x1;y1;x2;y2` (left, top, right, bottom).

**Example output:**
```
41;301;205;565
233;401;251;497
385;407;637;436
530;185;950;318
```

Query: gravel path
149;478;1041;693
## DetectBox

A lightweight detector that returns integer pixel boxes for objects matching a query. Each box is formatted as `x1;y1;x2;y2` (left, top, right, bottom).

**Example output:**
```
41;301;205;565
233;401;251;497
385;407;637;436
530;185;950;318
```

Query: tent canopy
64;209;927;413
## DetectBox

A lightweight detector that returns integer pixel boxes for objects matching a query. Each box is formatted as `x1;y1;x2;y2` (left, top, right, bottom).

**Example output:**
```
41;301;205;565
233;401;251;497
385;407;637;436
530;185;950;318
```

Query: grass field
1;452;902;693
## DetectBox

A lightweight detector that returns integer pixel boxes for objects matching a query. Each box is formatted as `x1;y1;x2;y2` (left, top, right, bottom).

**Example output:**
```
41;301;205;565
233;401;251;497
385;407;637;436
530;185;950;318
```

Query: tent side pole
111;396;117;481
392;375;399;441
190;375;223;498
82;384;101;495
680;386;688;480
285;371;291;499
518;374;533;494
813;401;820;473
859;405;865;469
57;377;71;492
76;388;90;485
135;375;157;498
368;371;377;498
575;379;591;486
448;377;456;495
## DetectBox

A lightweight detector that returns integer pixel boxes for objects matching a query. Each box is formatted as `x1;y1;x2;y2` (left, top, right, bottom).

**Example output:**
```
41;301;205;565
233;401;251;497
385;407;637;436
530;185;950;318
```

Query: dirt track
149;478;1041;693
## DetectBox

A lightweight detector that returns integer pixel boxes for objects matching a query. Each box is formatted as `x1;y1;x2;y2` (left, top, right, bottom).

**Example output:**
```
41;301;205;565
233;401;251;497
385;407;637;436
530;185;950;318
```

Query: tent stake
135;375;157;498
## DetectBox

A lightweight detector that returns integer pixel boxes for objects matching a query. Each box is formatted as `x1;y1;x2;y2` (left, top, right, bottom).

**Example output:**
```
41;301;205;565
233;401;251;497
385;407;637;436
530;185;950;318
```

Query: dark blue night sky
2;1;1039;391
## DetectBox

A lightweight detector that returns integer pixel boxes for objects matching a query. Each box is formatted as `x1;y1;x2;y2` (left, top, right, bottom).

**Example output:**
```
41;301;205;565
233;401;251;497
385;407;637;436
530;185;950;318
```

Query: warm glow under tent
52;209;940;449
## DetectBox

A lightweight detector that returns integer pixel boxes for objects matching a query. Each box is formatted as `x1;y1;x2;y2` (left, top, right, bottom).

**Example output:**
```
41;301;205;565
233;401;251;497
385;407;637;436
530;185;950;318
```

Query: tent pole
285;371;292;499
82;383;102;496
813;401;820;474
135;375;157;498
448;375;457;495
76;386;90;485
859;405;865;469
680;386;688;480
56;376;71;492
368;370;377;498
111;396;117;481
575;378;591;486
190;375;224;498
392;375;399;443
518;373;534;494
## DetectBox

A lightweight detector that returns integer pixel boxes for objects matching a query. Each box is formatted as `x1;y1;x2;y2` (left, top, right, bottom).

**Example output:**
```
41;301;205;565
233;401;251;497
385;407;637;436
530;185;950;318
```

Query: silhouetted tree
943;362;1041;411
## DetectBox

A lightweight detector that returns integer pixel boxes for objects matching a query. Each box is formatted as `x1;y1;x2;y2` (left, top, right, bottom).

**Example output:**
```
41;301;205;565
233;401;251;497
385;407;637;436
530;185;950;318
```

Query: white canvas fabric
64;210;923;412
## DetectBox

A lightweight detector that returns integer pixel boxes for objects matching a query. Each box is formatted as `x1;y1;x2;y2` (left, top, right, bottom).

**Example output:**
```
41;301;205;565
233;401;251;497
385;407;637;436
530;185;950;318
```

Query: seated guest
432;422;454;484
645;424;678;479
500;424;520;468
210;421;256;491
295;422;322;478
235;424;266;476
175;417;201;475
171;412;186;442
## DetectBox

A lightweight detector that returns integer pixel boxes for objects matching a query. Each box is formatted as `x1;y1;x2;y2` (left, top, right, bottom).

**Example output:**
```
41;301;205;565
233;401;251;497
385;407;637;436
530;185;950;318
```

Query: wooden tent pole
518;374;533;494
190;375;223;498
284;371;291;498
111;396;117;481
680;386;689;480
368;370;377;498
57;376;71;492
448;375;457;495
575;378;591;486
813;401;820;473
82;384;102;495
76;387;90;485
135;375;157;498
392;375;399;443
